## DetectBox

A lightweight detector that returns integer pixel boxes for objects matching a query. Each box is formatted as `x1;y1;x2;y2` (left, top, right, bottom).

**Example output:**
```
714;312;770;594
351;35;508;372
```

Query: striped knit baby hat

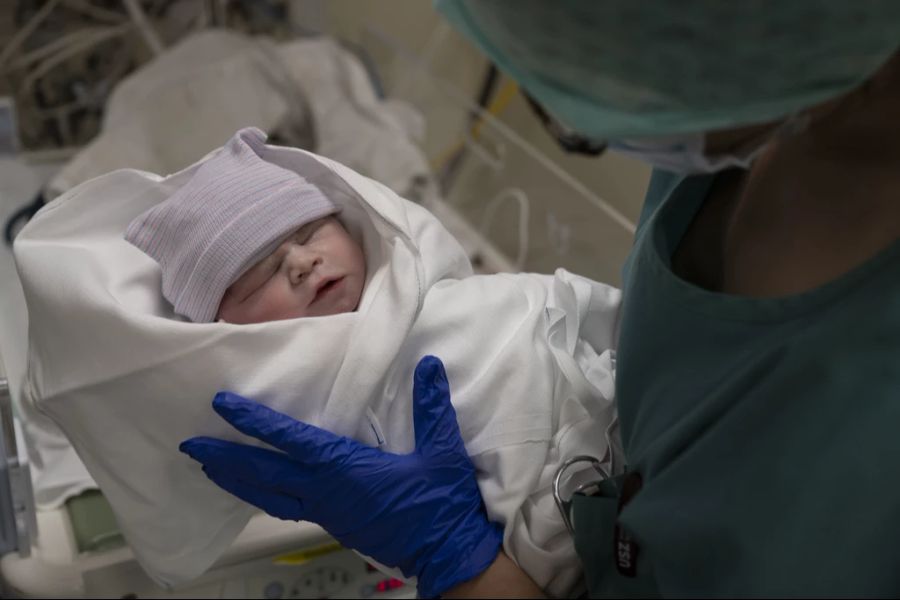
124;127;338;322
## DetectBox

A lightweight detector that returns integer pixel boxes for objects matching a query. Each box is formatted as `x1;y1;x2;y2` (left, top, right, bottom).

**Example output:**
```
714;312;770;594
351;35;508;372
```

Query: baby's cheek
218;293;275;325
270;288;313;320
216;303;250;325
215;299;236;323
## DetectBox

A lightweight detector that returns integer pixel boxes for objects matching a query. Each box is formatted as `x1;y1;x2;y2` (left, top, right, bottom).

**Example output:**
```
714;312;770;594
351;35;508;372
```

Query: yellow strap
273;541;343;565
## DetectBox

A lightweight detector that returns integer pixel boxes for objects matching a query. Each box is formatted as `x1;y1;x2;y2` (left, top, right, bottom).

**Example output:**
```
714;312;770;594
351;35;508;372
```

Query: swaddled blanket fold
13;141;619;596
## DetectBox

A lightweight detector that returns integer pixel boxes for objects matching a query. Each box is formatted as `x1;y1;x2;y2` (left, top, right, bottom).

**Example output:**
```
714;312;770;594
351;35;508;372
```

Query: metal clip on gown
553;455;611;536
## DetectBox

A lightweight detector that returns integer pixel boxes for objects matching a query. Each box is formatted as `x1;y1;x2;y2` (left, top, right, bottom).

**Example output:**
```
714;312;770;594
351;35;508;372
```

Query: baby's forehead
279;218;327;247
247;218;326;267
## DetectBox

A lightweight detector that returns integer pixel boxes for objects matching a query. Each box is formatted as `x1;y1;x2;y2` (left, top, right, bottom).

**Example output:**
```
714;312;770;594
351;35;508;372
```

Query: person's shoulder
783;292;900;401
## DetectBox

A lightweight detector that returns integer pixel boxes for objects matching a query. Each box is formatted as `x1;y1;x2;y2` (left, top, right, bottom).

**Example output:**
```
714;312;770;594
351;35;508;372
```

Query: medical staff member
180;2;900;597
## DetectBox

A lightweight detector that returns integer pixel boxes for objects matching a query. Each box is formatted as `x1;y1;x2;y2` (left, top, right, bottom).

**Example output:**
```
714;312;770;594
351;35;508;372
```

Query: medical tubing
122;0;164;56
0;0;63;70
480;188;530;271
21;24;133;92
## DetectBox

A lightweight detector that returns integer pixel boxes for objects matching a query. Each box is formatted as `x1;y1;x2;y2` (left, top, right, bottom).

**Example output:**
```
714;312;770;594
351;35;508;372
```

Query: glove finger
202;466;305;521
211;392;352;466
180;437;316;492
412;356;465;457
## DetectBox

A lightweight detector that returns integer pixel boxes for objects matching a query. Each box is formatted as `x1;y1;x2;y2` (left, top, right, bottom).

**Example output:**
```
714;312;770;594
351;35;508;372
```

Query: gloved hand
179;355;503;598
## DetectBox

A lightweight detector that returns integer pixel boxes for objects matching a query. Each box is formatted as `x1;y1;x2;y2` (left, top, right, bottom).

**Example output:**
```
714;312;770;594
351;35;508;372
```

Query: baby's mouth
312;277;343;303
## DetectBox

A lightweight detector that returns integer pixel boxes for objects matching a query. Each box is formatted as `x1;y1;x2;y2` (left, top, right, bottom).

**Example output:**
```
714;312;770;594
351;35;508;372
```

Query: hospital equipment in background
0;3;636;598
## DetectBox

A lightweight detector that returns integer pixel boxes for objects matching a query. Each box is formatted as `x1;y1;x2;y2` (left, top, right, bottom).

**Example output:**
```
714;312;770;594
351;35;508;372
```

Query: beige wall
288;1;651;281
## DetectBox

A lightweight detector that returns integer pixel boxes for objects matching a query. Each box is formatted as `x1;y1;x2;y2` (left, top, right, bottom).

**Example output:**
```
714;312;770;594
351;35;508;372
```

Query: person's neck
707;55;900;298
796;53;900;166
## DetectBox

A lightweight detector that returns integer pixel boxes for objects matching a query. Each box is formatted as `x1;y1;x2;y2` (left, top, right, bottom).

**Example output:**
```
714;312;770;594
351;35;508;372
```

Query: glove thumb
412;356;465;458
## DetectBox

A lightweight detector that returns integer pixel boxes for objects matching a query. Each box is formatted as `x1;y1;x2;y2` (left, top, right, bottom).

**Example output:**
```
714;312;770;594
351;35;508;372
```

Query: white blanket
14;144;619;597
23;30;435;510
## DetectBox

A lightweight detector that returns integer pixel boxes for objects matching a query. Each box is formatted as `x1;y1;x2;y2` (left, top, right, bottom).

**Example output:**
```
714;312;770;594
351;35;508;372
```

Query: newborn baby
121;127;619;597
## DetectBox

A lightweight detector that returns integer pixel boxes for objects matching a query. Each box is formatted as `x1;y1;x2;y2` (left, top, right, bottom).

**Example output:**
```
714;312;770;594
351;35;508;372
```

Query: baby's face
217;217;365;324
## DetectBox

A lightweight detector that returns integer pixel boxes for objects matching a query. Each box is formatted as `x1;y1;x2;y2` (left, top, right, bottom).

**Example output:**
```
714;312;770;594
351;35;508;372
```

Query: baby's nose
286;248;322;284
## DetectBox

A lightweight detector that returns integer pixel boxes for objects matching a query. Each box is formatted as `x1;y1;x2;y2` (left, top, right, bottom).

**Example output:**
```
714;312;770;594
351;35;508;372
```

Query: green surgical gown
573;170;900;597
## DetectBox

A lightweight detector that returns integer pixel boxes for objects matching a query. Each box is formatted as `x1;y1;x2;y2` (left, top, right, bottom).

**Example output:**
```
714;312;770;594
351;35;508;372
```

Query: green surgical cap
437;0;900;138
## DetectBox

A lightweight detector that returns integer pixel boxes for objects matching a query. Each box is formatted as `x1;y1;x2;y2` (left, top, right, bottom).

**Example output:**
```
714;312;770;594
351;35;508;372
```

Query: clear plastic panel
358;26;636;286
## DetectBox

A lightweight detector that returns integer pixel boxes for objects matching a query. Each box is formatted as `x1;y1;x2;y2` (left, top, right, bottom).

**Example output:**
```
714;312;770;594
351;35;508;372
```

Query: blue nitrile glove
179;356;503;598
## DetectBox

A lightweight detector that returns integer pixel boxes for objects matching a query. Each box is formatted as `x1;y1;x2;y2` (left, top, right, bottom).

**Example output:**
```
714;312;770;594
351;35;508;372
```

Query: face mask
606;113;811;174
607;134;761;173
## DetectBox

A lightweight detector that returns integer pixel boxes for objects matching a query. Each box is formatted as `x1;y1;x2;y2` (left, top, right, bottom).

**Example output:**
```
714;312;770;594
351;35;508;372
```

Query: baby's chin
305;284;363;318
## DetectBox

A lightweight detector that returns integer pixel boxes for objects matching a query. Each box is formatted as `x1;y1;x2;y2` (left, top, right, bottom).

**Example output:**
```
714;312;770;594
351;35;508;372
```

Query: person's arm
444;551;545;599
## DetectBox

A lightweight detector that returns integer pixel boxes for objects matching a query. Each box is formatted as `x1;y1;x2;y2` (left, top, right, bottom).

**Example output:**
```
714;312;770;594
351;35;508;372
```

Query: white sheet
14;144;619;597
48;31;429;199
